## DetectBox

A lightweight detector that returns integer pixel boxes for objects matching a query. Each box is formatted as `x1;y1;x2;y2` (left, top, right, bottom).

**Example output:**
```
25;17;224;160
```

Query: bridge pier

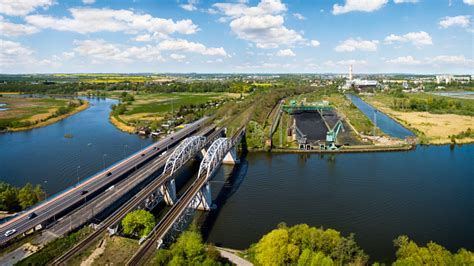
222;146;240;164
161;178;177;205
190;182;213;211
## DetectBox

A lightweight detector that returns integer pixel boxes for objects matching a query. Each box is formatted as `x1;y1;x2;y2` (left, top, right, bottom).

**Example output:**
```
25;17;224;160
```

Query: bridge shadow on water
199;150;249;245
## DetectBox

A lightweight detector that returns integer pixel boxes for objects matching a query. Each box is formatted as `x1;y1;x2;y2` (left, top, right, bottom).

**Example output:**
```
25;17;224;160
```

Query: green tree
0;184;19;211
393;235;474;265
249;224;367;266
151;230;230;265
121;209;155;238
18;183;37;209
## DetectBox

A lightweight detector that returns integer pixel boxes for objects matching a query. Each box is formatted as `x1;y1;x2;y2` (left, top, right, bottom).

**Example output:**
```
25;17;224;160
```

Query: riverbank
4;101;89;132
270;143;414;153
109;115;135;133
364;97;474;145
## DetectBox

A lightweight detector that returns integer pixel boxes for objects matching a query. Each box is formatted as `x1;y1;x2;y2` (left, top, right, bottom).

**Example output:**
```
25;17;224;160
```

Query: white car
4;229;16;237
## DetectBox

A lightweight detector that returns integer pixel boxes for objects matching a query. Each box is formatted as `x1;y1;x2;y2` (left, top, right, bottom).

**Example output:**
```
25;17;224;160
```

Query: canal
0;96;472;263
347;94;415;139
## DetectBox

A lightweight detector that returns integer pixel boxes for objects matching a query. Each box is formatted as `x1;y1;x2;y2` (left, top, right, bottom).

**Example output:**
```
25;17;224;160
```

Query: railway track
52;127;223;265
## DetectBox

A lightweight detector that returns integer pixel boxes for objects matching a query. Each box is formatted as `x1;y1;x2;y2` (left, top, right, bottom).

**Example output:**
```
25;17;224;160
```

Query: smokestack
349;64;353;81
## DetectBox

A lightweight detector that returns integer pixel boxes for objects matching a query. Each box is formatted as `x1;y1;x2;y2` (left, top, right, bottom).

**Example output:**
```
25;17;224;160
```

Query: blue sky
0;0;473;74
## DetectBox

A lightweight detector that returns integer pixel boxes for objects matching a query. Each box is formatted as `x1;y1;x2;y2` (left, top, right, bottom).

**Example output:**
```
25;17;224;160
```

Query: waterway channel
347;94;415;139
0;96;472;263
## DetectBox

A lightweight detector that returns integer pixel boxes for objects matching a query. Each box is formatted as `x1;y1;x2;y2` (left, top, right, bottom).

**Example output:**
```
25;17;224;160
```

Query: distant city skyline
0;0;473;74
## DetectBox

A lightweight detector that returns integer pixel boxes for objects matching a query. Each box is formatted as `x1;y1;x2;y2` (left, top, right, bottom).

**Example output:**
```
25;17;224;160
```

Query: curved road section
0;117;211;246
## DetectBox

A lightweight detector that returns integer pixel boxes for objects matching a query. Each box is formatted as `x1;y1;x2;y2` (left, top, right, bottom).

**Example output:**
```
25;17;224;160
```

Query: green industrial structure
282;100;333;114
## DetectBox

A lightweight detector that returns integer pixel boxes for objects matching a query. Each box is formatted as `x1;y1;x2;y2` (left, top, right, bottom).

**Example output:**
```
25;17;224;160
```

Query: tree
121;209;155;238
0;184;20;212
249;224;368;265
393;235;474;265
151;230;230;265
18;183;37;209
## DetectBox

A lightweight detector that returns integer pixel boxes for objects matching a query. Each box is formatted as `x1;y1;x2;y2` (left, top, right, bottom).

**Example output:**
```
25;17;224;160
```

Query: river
202;147;473;262
0;97;153;197
0;97;472;262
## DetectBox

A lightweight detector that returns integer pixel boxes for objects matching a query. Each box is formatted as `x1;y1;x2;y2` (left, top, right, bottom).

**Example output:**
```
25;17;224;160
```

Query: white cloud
180;0;198;11
335;38;378;52
276;48;295;57
332;0;388;15
170;53;186;60
324;59;368;66
156;39;228;57
0;39;34;65
463;0;474;5
62;52;75;60
310;40;320;47
428;55;474;66
213;0;304;49
74;39;163;63
82;0;96;4
25;8;199;36
0;0;54;16
386;56;421;65
293;13;306;20
439;15;471;28
393;0;418;3
384;31;432;47
0;16;38;36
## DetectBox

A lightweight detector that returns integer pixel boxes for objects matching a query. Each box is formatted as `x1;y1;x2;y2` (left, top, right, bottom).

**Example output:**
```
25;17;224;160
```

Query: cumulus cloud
73;38;227;64
0;0;54;16
180;0;198;11
439;15;471;28
428;55;474;66
213;0;305;49
25;8;199;36
0;16;38;36
386;56;421;65
463;0;474;5
0;39;34;65
332;0;388;15
310;40;320;47
293;13;306;20
384;31;432;47
335;38;379;52
276;48;295;57
82;0;96;4
170;53;186;61
324;59;368;66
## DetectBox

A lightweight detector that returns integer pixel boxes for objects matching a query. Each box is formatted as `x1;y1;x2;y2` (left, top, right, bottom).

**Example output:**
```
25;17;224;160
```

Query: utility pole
373;110;377;137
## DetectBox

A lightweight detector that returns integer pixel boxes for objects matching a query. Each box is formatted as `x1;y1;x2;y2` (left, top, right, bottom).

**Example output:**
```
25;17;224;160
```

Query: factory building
341;65;378;91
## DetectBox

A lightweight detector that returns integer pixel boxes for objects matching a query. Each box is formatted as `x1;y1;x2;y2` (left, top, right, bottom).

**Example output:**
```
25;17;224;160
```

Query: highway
0;117;211;245
51;127;225;265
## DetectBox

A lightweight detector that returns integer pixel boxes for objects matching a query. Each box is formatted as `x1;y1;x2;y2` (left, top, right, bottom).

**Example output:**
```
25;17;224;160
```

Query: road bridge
52;127;226;265
0;117;211;246
127;126;246;265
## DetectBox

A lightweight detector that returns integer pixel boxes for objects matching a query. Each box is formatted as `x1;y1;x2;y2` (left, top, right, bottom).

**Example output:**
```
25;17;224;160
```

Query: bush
122;209;155;238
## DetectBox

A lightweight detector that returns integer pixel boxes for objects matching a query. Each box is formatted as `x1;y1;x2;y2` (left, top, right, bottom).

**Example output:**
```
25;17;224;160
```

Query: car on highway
80;190;88;195
28;212;37;219
4;229;16;237
106;172;112;177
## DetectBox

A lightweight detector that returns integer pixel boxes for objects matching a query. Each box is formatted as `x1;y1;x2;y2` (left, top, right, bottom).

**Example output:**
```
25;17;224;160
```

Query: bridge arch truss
197;137;231;181
163;136;206;176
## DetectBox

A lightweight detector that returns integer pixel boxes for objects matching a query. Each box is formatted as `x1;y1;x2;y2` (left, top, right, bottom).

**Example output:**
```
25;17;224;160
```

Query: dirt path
216;247;253;266
81;238;107;266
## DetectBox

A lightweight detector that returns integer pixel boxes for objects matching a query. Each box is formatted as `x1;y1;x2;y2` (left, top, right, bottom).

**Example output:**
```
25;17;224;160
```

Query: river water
0;96;472;262
203;147;473;262
347;94;415;139
0;97;153;197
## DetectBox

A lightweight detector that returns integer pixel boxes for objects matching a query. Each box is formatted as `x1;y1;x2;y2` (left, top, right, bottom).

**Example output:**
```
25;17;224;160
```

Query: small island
0;95;88;132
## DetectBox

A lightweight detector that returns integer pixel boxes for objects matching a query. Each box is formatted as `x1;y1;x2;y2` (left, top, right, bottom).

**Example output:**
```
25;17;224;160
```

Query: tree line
0;181;45;212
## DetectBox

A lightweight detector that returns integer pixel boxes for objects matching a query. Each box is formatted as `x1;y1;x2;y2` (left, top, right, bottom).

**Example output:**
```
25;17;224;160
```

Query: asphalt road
0;117;210;245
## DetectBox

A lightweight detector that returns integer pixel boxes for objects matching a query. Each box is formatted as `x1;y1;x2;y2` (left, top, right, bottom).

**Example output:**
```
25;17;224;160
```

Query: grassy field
364;93;474;144
110;92;240;132
0;96;88;131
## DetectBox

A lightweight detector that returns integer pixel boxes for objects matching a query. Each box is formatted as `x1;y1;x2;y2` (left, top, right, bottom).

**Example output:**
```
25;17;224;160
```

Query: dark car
80;190;88;195
106;172;112;177
28;212;37;220
141;153;145;157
